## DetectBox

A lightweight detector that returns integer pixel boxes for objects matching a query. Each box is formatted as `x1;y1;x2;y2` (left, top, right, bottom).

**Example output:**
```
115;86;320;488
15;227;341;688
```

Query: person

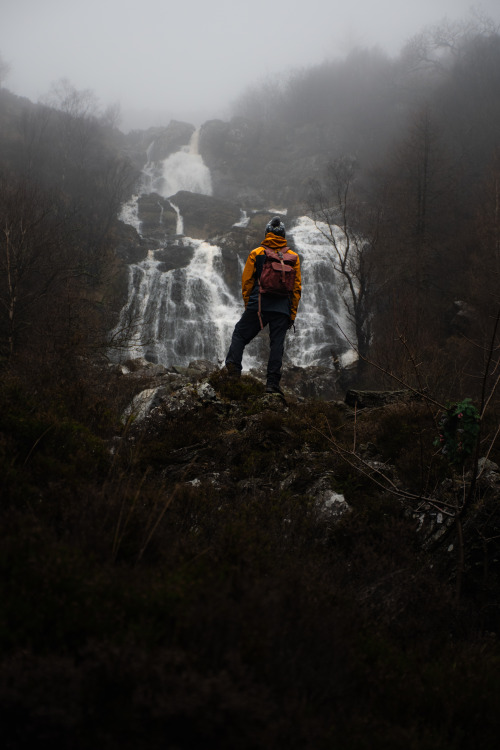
225;216;302;395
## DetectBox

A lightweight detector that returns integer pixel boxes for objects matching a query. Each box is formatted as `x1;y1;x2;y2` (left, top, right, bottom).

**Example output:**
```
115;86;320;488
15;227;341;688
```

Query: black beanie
265;216;286;238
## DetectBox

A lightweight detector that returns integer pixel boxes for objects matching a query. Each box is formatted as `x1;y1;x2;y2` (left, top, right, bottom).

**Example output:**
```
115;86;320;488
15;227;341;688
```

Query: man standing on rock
224;216;302;395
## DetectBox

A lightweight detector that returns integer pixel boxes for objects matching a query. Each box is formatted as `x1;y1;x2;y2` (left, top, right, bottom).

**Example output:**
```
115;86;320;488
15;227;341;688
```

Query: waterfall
158;131;212;197
233;210;250;228
168;201;184;235
287;217;355;367
112;131;243;366
113;135;354;370
114;238;243;366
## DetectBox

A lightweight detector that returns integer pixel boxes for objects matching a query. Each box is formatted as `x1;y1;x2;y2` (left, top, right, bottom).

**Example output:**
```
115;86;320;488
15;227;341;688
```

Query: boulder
122;357;168;375
122;385;173;423
154;243;195;272
281;365;341;401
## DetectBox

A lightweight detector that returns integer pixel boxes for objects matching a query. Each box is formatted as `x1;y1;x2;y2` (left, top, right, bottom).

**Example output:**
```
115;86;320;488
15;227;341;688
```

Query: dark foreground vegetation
2;357;500;750
2;14;500;748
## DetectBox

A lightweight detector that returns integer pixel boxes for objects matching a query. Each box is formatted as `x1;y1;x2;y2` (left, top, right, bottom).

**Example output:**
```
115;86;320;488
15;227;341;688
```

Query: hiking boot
223;362;241;379
265;383;284;396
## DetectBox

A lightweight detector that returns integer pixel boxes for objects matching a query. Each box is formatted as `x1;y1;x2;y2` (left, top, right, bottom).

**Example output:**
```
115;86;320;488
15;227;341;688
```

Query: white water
113;139;354;369
233;210;250;228
168;201;184;235
158;130;212;197
287;216;355;367
115;238;242;365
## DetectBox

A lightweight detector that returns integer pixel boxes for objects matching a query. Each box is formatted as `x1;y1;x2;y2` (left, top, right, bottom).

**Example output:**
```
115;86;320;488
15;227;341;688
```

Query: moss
209;370;265;401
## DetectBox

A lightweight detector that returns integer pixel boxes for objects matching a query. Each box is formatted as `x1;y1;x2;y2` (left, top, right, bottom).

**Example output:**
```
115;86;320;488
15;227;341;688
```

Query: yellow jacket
241;233;302;321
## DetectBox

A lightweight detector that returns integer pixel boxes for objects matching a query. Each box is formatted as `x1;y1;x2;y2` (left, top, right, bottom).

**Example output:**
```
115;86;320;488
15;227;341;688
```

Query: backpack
257;245;298;328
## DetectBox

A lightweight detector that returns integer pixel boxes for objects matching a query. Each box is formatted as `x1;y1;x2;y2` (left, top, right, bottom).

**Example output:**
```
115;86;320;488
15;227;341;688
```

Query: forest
1;15;500;749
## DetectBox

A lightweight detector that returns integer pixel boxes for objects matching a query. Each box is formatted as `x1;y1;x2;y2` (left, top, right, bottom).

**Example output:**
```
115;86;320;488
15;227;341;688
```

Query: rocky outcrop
113;221;148;263
115;358;349;519
137;193;178;240
281;365;342;401
147;120;195;161
125;121;195;168
198;116;328;207
154;243;195;272
199;118;267;205
211;226;261;291
168;191;242;239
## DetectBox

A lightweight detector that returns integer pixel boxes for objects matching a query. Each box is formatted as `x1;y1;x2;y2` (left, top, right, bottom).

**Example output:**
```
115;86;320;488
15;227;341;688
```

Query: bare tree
41;77;100;120
400;13;499;77
0;180;70;359
307;156;376;363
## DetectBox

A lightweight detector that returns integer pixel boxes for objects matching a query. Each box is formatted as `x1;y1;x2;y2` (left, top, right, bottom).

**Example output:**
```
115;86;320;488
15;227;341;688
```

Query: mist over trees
0;79;135;364
231;15;500;398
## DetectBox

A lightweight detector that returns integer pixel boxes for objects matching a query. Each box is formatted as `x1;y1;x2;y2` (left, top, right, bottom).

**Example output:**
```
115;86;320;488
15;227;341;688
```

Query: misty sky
1;0;499;131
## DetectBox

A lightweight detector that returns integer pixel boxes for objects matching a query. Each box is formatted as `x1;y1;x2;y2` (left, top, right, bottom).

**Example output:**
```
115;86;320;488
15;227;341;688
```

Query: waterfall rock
114;221;148;263
126;121;195;167
199;118;266;205
154;244;195;272
199;116;304;206
210;227;261;294
137;193;177;239
167;191;241;239
147;121;196;161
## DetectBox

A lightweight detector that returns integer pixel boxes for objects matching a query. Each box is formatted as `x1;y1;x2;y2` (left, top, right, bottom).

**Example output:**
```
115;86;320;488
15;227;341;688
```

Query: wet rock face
114;222;148;263
198;116;312;207
199;117;275;206
129;121;196;166
154;244;195;272
137;194;178;239
168;191;242;239
212;227;261;294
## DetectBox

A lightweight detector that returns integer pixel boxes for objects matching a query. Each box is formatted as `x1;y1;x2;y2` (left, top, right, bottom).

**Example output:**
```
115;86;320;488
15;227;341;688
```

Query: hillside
1;353;500;747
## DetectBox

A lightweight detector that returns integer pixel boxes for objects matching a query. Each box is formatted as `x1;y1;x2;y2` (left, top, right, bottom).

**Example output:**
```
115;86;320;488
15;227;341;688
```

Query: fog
1;0;499;130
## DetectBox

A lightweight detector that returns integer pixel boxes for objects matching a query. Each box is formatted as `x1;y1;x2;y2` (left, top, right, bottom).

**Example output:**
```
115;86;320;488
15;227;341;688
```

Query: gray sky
1;0;499;131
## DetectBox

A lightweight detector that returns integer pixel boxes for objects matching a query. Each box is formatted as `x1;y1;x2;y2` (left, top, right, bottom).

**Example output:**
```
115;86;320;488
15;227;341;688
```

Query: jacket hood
263;233;288;249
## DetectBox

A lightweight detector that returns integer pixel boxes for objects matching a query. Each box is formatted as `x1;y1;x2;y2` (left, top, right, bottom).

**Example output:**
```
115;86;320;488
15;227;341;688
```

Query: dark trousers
226;309;289;384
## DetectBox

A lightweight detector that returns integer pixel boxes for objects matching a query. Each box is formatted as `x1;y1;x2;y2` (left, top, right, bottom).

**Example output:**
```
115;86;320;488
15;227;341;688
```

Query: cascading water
113;134;354;369
115;238;243;366
158;130;213;197
286;216;355;367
